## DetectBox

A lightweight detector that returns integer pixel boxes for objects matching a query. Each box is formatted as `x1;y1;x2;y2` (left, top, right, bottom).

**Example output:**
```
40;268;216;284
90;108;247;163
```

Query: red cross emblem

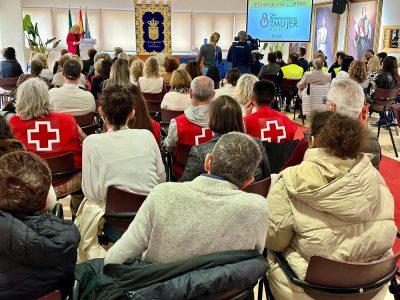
261;120;287;143
195;128;213;145
27;121;60;151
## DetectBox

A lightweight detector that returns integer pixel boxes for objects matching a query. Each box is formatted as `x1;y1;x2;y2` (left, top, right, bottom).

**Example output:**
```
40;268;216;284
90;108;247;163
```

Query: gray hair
327;78;365;119
234;74;258;105
313;58;324;70
210;132;261;187
190;76;214;102
238;31;247;42
16;78;52;120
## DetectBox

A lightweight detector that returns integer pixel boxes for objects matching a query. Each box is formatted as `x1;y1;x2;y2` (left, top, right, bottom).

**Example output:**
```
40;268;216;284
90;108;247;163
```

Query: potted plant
23;14;61;58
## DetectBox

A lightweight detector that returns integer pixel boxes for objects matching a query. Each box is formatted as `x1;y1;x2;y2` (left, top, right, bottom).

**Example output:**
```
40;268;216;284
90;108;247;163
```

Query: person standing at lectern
67;25;82;57
227;31;252;74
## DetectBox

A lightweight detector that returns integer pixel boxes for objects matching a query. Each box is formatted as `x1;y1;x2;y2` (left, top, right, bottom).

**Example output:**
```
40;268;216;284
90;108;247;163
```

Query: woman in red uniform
67;24;82;56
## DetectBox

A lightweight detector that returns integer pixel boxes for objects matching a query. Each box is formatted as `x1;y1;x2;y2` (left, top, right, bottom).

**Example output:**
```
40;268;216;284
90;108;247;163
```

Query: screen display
247;0;313;42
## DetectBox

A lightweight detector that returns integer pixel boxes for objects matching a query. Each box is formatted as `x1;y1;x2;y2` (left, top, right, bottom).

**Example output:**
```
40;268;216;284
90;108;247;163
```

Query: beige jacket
266;148;397;300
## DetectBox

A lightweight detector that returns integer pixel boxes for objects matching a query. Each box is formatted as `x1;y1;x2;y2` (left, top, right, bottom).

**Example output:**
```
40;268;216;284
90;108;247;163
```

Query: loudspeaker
332;0;347;14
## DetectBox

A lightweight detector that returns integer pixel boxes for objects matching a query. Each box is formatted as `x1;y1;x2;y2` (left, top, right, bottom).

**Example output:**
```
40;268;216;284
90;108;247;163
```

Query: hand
76;41;80;45
244;100;253;116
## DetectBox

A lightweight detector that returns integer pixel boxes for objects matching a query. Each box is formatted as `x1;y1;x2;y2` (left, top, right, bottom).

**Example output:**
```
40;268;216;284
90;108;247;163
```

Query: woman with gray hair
9;78;83;200
234;74;258;115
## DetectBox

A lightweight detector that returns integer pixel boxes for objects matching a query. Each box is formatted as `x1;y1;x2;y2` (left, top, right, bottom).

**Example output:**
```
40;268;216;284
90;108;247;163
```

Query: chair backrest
304;253;400;299
243;177;271;198
105;186;147;231
302;83;330;115
143;92;166;113
262;74;278;82
262;140;300;173
373;88;399;106
175;144;192;165
45;152;78;187
161;109;184;123
74;112;95;127
81;123;98;135
391;103;400;126
0;76;19;90
282;78;301;94
36;290;62;300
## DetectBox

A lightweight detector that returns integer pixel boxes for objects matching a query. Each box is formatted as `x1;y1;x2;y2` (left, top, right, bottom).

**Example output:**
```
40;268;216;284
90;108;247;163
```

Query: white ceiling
22;0;329;12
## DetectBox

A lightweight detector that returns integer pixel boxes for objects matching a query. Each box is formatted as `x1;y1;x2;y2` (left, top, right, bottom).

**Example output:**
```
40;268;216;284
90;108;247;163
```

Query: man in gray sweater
105;132;269;265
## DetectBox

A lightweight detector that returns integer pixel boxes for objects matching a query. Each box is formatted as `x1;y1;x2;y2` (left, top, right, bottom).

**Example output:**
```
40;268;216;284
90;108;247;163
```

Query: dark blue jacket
227;42;252;69
297;57;309;73
0;60;23;78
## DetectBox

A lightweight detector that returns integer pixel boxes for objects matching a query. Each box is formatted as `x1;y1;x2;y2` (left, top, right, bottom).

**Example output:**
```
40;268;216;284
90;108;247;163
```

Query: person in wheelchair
0;151;80;300
265;111;397;299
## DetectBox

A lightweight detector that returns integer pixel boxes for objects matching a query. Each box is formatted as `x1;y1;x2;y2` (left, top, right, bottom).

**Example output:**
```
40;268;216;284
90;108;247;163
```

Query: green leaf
23;15;33;32
45;37;56;45
52;40;61;49
34;23;39;36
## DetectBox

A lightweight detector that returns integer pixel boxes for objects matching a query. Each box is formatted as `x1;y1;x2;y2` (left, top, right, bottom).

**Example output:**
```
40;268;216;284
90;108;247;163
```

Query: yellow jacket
265;148;397;299
281;64;304;79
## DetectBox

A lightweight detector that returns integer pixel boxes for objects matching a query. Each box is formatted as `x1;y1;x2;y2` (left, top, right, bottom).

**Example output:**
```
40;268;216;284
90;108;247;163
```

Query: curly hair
311;111;366;159
144;56;160;78
0;115;13;139
164;56;179;73
130;59;144;82
348;60;368;83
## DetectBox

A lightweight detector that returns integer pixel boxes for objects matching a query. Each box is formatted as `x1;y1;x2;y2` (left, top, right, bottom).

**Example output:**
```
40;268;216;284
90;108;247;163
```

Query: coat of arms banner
134;0;172;54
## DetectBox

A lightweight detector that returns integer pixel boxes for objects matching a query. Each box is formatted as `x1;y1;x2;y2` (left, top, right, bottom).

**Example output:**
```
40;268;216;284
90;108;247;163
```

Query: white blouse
161;91;191;111
82;129;166;205
138;76;164;93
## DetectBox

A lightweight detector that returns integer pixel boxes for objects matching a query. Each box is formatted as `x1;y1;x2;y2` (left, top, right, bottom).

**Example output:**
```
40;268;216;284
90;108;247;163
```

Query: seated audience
297;47;309;72
49;59;96;116
266;110;396;299
244;80;296;143
282;79;381;170
206;65;221;89
332;55;354;82
348;59;369;89
258;52;281;79
277;52;304;112
164;76;215;178
112;46;124;63
0;151;80;300
297;58;331;97
155;53;166;74
215;68;241;98
138;56;166;93
128;55;138;68
87;52;112;80
53;49;68;74
250;50;264;76
367;56;381;93
117;51;129;61
371;56;400;127
234;74;258;115
186;60;202;80
161;69;192;111
91;59;112;99
308;50;328;70
75;85;165;259
52;54;88;89
162;56;179;86
328;50;345;79
103;58;131;89
181;95;270;182
82;48;97;75
16;60;52;89
0;47;23;78
127;85;161;144
130;58;144;86
32;53;54;80
105;132;269;265
9;78;83;199
274;50;286;67
363;49;374;63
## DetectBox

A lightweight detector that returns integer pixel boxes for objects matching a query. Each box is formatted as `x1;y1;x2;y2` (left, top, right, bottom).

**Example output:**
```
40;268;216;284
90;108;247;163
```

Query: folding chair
263;140;300;174
0;76;18;109
36;290;62;300
265;250;400;300
51;203;64;219
103;186;147;233
371;88;399;157
243;177;271;198
143;91;166;120
262;74;278;83
45;152;81;198
281;78;301;112
160;109;184;127
74;112;95;127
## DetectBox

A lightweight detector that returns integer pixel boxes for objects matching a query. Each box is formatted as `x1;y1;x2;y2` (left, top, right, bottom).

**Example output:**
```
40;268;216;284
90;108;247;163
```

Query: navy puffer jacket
0;211;80;300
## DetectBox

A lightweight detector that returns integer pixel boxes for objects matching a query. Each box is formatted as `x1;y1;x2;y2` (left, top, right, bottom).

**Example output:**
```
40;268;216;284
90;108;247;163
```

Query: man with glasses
282;78;381;170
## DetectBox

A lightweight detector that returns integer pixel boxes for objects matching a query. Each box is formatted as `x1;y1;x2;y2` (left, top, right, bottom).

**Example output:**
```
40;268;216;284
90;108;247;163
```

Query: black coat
375;71;397;89
0;211;80;300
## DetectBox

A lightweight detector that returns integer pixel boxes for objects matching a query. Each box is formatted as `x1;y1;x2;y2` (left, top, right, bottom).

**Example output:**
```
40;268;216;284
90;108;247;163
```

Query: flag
68;9;72;31
84;8;91;39
78;9;84;34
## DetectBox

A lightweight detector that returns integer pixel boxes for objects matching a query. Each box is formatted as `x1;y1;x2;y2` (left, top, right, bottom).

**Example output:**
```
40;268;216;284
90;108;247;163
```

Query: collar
201;174;225;181
107;125;129;132
63;83;79;89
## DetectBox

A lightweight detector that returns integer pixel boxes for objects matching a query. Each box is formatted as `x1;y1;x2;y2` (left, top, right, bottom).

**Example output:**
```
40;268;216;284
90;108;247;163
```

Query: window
101;10;136;51
171;13;191;53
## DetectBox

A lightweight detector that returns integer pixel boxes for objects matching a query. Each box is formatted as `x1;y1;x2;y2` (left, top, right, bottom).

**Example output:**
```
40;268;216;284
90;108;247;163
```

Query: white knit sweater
104;175;269;265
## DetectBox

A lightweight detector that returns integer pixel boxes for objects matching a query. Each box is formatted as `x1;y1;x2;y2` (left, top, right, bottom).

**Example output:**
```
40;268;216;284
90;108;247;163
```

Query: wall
379;0;400;59
0;0;26;67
